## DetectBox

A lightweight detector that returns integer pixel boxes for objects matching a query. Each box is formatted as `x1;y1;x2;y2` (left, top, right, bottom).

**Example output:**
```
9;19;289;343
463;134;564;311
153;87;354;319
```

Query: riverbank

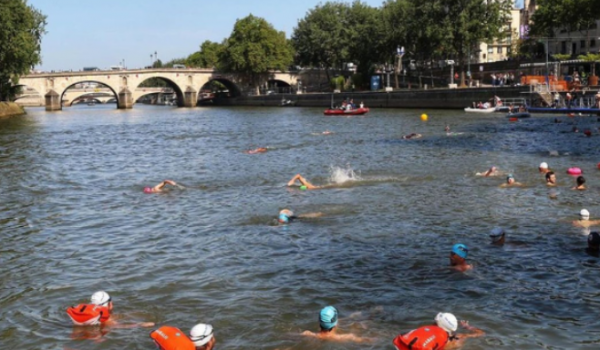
0;102;26;118
214;86;531;109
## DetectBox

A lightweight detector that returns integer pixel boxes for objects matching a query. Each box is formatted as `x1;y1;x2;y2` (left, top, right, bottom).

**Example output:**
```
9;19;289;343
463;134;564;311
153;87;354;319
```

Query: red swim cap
143;187;153;194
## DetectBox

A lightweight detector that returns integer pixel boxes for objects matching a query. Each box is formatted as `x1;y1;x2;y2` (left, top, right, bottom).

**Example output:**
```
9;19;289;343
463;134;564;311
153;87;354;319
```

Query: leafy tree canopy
219;14;294;74
0;0;46;101
187;40;224;68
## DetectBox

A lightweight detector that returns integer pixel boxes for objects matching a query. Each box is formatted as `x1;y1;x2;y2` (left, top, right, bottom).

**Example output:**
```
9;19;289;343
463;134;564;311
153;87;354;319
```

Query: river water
1;104;600;350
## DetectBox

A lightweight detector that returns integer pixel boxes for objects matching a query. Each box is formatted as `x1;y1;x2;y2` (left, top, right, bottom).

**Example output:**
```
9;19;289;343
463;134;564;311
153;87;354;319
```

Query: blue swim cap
319;306;338;330
451;244;469;259
278;213;289;224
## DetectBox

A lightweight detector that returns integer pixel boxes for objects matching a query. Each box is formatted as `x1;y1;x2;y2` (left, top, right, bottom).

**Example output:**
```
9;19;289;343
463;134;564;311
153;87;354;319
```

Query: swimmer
322;130;334;135
450;244;472;272
587;231;600;257
276;208;323;225
393;313;484;350
476;166;499;177
144;180;178;194
402;133;422;140
151;323;215;350
573;209;600;228
287;174;322;190
302;306;371;343
489;227;505;246
538;162;550;174
500;174;523;187
545;171;557;186
444;125;450;132
573;175;586;190
66;291;154;328
245;147;268;154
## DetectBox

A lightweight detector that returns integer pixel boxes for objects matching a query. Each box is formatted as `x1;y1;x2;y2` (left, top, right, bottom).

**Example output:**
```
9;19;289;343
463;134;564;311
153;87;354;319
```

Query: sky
29;0;524;72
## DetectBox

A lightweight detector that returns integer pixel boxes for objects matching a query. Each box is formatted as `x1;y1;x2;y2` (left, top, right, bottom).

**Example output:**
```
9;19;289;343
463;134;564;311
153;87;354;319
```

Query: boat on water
324;107;369;116
464;107;496;113
527;107;600;114
506;111;531;119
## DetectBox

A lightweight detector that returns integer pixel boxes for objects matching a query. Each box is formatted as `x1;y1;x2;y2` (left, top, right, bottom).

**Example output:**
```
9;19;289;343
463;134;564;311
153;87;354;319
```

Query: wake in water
328;165;362;184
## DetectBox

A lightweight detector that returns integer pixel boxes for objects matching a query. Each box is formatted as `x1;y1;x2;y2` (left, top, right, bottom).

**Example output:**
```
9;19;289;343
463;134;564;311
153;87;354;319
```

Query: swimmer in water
444;125;450;132
573;209;600;228
545;171;557;186
587;231;600;257
489;227;505;246
287;174;322;190
144;180;178;194
276;209;323;225
151;323;215;350
476;166;499;177
450;244;472;272
573;176;586;190
245;147;268;154
66;291;154;328
393;313;484;350
402;133;422;140
302;306;371;343
538;162;550;174
500;174;523;187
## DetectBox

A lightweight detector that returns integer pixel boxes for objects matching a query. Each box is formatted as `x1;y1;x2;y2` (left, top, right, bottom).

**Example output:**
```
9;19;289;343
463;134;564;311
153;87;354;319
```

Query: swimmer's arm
332;333;373;343
301;330;318;338
445;322;484;350
103;319;155;329
287;174;302;186
297;212;323;219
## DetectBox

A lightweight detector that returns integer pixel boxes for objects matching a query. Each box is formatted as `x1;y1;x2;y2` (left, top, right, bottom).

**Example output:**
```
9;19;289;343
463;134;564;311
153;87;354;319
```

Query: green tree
0;0;46;101
152;59;163;68
187;40;223;68
346;2;386;80
220;14;293;94
292;2;353;81
163;58;186;67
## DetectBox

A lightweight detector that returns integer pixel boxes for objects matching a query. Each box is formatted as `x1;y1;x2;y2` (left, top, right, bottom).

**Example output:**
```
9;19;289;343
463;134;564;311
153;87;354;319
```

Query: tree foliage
0;0;46;101
187;40;223;68
219;14;294;74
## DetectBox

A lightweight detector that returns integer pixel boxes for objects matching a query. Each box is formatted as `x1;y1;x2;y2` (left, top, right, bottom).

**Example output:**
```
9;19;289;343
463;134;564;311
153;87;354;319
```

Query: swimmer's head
143;187;153;194
539;162;548;170
506;174;515;183
489;227;505;244
435;312;458;334
580;209;590;220
190;323;214;347
91;291;111;307
319;306;338;331
588;232;600;249
300;185;307;191
451;244;468;259
278;209;294;224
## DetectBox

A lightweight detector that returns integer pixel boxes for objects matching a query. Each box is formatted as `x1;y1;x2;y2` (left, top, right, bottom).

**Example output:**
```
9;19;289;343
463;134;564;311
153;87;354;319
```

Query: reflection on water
1;104;600;349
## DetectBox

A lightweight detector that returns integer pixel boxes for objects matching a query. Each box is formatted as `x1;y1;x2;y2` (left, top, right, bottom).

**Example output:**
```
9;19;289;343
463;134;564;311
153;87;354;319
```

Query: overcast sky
29;0;524;71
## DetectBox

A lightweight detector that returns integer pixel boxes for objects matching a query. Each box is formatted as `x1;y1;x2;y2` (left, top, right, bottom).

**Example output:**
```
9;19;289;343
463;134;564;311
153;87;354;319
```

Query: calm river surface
1;104;600;350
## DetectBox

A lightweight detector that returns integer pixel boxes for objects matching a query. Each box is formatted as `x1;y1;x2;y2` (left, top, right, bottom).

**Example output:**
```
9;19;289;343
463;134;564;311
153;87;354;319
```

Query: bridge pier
45;90;62;111
183;86;197;107
118;88;133;109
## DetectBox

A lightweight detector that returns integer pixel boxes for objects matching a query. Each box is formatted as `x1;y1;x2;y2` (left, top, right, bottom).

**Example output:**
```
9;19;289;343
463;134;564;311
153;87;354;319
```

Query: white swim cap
435;312;458;333
90;291;111;306
539;162;548;169
489;227;505;242
580;209;590;220
190;323;213;347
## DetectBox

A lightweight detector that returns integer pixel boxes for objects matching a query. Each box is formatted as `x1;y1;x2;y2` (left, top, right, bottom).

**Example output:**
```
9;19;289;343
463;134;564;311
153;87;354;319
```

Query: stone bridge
17;68;299;111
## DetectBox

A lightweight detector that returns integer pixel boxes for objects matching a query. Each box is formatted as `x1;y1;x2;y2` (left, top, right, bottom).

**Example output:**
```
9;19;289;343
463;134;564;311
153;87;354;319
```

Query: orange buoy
567;113;575;118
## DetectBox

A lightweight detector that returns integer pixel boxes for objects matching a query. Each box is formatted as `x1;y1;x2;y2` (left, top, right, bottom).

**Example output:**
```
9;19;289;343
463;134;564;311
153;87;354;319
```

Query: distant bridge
17;68;299;111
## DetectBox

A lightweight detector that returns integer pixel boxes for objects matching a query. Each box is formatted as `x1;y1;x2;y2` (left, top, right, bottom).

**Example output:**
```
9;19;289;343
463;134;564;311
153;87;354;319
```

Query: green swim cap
300;185;307;190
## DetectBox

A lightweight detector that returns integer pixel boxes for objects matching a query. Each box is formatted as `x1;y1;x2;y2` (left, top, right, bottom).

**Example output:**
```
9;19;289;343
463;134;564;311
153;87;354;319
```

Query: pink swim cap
143;187;153;194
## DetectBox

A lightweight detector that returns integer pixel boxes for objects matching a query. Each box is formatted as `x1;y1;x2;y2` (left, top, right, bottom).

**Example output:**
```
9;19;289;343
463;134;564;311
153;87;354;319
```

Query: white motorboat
464;107;496;113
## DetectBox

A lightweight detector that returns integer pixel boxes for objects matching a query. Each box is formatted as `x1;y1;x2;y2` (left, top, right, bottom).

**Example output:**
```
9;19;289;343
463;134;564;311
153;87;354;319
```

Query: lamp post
385;63;392;91
395;45;405;89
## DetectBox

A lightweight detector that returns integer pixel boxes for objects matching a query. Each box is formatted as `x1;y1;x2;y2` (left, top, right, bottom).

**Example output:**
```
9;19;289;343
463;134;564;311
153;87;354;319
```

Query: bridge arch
200;78;242;97
13;84;43;106
60;81;119;108
134;76;185;107
265;79;292;94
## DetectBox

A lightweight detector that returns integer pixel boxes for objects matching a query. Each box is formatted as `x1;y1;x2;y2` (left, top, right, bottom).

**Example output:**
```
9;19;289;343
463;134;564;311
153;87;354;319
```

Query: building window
483;54;487;59
488;47;493;53
591;39;596;47
581;40;586;49
497;47;503;54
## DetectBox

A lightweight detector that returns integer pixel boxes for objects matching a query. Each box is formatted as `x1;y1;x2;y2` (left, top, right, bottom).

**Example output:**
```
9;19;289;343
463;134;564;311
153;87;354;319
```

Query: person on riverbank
450;244;472;272
545;171;557;186
393;312;484;350
476;166;499;177
573;209;600;228
302;306;371;343
587;232;600;257
144;180;178;194
66;291;154;328
573;176;586;190
287;174;322;190
150;323;215;350
539;162;550;174
500;174;523;187
276;209;323;225
245;147;268;154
